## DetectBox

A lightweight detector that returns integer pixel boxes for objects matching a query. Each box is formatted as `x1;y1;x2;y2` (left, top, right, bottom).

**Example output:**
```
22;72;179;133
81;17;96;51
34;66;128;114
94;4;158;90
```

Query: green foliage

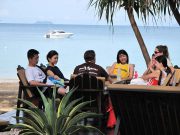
89;0;180;25
8;87;104;135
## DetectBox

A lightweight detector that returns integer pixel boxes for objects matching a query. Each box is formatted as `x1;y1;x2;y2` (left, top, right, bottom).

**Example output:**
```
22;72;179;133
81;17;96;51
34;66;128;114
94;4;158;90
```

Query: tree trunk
127;7;150;67
168;0;180;25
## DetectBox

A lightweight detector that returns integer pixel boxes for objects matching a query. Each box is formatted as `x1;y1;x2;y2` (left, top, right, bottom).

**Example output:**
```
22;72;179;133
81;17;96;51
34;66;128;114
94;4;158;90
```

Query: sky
0;0;179;26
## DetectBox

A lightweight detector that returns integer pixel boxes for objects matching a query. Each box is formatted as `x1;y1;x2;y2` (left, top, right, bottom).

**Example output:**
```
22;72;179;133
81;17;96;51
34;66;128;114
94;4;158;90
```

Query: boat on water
45;30;73;38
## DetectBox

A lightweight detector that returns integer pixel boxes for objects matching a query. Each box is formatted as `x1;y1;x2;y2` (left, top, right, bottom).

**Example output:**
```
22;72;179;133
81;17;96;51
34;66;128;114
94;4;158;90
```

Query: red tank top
148;78;158;86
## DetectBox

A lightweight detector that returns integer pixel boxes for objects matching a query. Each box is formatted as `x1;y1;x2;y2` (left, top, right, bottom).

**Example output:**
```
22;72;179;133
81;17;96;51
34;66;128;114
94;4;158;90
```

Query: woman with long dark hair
109;49;134;80
46;50;68;95
142;55;171;85
154;45;174;73
131;55;171;85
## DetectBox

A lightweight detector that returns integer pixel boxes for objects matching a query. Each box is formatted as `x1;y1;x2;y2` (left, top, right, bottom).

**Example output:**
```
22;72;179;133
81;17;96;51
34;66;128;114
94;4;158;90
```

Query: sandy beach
0;79;19;114
0;80;20;134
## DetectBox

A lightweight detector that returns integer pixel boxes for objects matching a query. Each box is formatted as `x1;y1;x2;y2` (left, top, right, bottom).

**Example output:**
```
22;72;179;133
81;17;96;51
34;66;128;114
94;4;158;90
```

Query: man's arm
73;66;78;74
29;80;51;86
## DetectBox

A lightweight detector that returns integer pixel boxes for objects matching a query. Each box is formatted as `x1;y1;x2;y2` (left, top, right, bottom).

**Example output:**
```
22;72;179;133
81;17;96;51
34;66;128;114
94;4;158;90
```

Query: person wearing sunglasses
154;45;174;72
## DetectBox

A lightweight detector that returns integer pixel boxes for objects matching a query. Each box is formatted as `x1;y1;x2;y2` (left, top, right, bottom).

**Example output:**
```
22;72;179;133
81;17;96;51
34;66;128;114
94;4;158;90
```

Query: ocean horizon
0;23;179;80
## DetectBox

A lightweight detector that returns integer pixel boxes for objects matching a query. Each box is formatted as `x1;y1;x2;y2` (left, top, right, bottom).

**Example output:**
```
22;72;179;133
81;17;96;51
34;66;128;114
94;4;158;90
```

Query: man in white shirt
25;49;65;97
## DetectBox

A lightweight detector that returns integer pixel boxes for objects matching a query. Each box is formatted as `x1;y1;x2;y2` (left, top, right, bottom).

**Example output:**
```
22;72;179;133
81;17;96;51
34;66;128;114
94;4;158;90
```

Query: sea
0;23;179;80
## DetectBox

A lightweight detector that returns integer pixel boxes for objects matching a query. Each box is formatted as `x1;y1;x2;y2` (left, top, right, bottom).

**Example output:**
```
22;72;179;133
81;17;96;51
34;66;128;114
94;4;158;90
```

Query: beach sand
0;79;19;114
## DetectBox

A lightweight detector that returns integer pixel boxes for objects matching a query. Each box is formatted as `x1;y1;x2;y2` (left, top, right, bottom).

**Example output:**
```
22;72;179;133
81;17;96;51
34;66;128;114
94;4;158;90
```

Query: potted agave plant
8;87;104;135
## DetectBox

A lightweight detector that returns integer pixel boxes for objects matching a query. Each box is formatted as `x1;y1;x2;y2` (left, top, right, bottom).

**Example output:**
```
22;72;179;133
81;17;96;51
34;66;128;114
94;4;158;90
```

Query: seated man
73;50;111;82
25;49;66;97
73;50;114;127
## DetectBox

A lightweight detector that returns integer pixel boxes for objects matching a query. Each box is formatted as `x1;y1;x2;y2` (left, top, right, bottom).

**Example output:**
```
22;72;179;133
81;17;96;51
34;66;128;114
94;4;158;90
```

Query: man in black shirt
73;50;109;81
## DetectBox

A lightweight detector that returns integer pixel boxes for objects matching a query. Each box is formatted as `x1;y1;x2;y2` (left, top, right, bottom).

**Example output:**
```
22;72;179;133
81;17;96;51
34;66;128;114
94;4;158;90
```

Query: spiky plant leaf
38;87;57;130
13;116;42;133
8;123;42;134
62;97;83;115
19;129;38;135
15;108;45;128
10;87;104;135
66;125;104;135
67;112;102;129
57;87;77;117
17;98;37;108
56;114;69;133
60;100;95;132
68;100;95;117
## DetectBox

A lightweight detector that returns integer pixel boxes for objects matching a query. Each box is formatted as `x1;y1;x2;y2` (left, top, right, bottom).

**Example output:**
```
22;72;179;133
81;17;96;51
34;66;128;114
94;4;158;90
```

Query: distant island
34;21;53;24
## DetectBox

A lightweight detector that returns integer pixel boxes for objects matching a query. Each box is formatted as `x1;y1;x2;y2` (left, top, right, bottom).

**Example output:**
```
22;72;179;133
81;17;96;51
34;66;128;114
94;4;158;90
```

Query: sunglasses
154;51;160;54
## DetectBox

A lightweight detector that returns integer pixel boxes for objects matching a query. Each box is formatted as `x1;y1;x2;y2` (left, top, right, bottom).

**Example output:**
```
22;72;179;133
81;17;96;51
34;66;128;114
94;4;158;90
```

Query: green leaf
56;114;69;133
62;97;83;115
61;100;96;132
67;112;101;129
10;86;104;134
67;125;104;135
38;87;57;129
57;87;77;117
16;108;45;128
17;98;37;108
8;123;42;135
13;116;43;133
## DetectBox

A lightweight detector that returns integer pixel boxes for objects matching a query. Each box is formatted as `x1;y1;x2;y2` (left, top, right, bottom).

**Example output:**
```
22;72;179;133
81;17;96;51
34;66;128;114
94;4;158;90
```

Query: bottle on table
117;67;121;81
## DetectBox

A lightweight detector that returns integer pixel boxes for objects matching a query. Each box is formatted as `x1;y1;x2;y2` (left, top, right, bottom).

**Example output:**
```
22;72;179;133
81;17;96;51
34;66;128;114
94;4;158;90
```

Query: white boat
45;30;73;38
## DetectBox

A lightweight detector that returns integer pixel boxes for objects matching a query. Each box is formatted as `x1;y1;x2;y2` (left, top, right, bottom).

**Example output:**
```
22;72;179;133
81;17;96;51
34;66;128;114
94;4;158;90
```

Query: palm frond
89;0;180;25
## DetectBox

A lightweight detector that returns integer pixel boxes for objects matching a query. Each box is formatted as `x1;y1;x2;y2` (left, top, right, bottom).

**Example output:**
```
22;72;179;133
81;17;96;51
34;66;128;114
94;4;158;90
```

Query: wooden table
106;84;180;135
